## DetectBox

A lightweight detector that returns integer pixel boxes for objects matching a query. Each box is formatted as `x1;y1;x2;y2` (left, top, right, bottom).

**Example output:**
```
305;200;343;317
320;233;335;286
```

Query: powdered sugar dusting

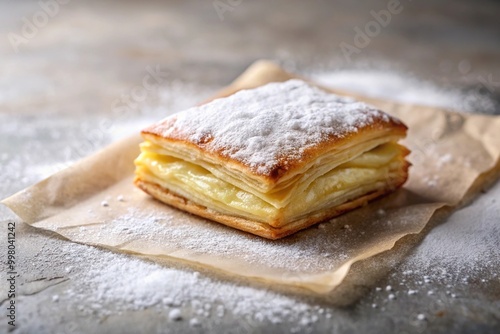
23;236;333;329
402;190;500;276
83;205;350;274
147;80;394;175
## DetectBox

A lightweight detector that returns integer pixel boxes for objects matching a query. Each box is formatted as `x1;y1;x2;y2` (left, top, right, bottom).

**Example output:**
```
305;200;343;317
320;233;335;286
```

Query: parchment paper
3;61;500;294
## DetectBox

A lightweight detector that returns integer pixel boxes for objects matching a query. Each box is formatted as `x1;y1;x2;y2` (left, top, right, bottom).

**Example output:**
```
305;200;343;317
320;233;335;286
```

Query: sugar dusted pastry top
142;79;406;179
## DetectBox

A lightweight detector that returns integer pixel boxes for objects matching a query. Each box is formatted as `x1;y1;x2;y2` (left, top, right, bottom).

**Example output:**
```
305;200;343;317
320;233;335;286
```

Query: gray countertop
0;0;499;333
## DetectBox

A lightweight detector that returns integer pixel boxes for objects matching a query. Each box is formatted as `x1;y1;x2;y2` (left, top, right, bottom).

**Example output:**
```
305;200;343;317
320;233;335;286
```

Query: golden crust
135;159;409;240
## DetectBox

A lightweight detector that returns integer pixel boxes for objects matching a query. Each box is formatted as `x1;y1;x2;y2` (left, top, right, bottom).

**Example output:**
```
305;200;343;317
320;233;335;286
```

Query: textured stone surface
0;0;499;333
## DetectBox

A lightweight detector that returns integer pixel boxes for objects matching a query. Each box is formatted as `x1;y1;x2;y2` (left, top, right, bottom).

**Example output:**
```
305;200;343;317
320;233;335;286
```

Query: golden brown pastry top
142;79;407;183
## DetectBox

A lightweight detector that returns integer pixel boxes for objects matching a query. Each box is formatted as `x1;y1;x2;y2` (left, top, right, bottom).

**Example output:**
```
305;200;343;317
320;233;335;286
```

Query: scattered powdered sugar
189;318;201;327
423;175;440;187
367;181;500;314
48;240;332;327
401;185;500;277
90;206;349;273
168;308;183;321
147;79;394;175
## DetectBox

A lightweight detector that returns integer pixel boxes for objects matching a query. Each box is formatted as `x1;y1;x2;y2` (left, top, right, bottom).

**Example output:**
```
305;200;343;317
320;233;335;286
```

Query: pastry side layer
135;142;409;227
135;166;408;240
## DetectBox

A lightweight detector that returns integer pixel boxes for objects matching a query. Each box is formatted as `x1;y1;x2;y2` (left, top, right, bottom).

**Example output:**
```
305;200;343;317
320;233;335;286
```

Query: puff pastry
134;80;410;239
